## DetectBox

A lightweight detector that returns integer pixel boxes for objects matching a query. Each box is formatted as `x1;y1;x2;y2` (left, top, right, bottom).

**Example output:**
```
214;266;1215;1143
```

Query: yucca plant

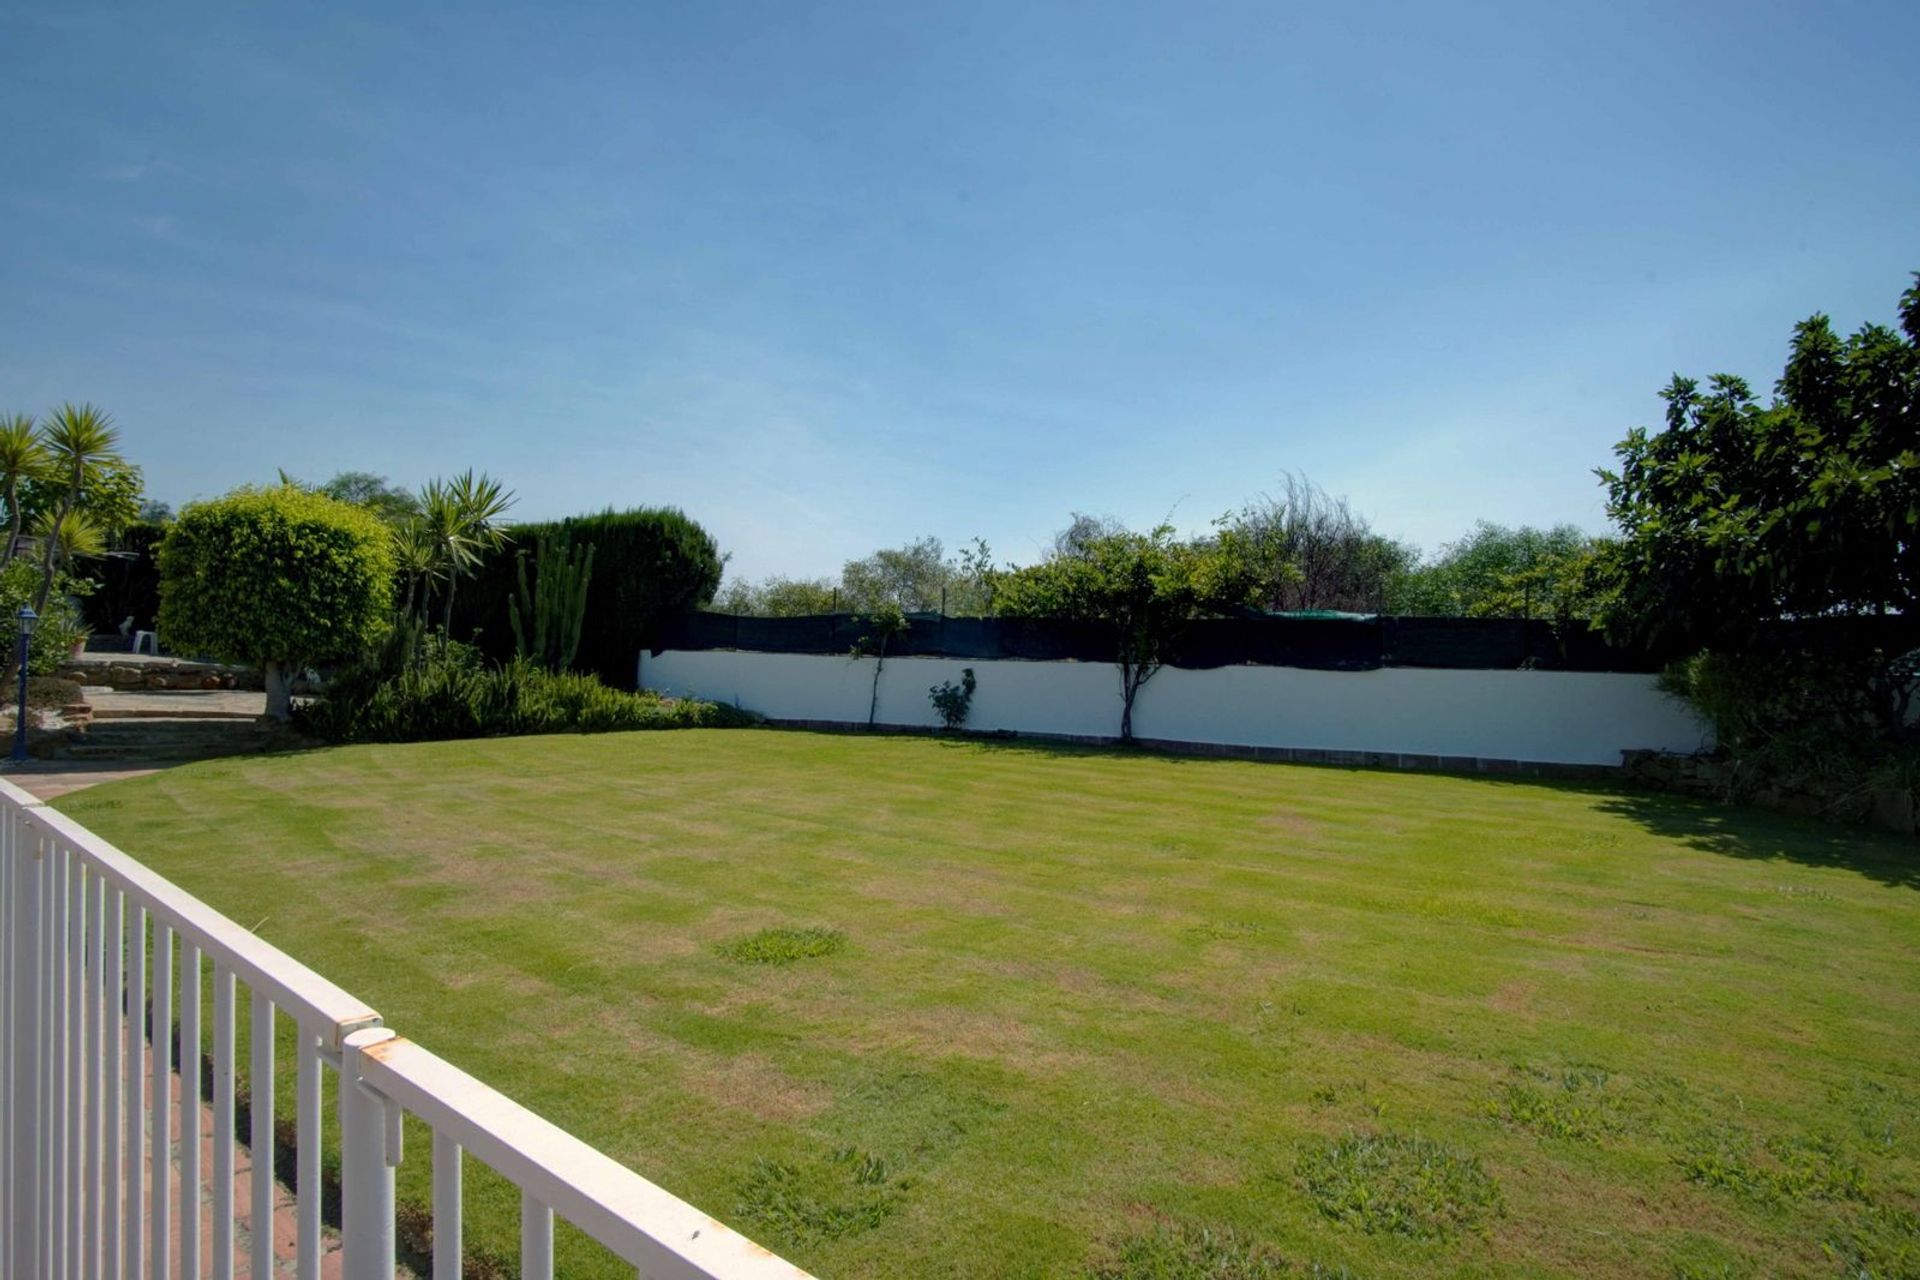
34;509;105;571
418;469;514;635
0;414;45;563
33;403;120;611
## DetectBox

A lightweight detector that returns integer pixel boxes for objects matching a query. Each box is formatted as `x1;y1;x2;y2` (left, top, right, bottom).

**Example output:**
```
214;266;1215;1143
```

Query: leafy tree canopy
996;522;1256;740
1596;273;1920;650
158;485;395;716
1224;473;1419;614
1392;522;1600;621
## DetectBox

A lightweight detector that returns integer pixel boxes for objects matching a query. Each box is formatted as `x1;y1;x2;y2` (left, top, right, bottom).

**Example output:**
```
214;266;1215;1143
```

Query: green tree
158;486;396;718
0;414;44;563
316;471;421;526
848;601;909;727
713;575;839;616
1597;276;1920;651
1392;522;1598;619
32;404;121;611
841;535;1001;614
1226;473;1419;614
996;523;1256;741
1596;273;1920;812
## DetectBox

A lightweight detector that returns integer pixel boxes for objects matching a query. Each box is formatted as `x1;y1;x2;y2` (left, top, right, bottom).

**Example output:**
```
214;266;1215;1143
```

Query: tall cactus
508;531;596;671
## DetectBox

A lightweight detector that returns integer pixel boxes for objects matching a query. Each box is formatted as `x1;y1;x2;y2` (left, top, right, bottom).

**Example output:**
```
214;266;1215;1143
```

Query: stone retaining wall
56;657;263;692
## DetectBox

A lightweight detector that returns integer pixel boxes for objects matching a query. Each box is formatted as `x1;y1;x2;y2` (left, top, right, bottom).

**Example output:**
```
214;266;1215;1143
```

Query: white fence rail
0;777;813;1280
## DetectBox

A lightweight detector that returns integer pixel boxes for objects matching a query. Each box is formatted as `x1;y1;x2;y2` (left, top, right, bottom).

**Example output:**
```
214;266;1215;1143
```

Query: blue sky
3;2;1916;583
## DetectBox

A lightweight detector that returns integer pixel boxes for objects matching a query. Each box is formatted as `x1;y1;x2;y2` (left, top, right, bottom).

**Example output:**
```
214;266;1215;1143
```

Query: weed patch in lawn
1676;1127;1867;1204
734;1147;908;1243
1295;1132;1502;1240
717;926;847;966
1086;1223;1296;1279
1821;1203;1920;1278
1308;1080;1387;1120
1828;1078;1915;1152
1488;1063;1623;1142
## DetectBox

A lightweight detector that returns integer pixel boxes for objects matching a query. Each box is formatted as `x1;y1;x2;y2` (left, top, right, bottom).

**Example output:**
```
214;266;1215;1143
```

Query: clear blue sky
4;2;1916;583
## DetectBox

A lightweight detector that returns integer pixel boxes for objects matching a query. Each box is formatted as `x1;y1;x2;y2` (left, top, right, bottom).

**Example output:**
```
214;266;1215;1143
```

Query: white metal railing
0;777;815;1280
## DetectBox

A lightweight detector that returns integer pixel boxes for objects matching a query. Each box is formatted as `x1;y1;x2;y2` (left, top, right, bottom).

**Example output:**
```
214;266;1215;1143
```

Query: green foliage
157;485;394;669
414;469;515;634
734;1148;907;1244
0;557;91;673
455;506;724;686
1487;1065;1623;1142
1598;273;1920;651
929;667;976;730
16;456;146;541
996;522;1256;739
712;574;839;616
1600;275;1920;823
508;531;595;672
842;535;996;614
1676;1127;1867;1204
1226;472;1419;614
1656;644;1919;821
716;926;847;965
1823;1204;1920;1279
314;471;420;526
1390;522;1600;620
719;536;997;617
299;647;755;744
1087;1224;1296;1280
850;602;909;727
1295;1132;1502;1239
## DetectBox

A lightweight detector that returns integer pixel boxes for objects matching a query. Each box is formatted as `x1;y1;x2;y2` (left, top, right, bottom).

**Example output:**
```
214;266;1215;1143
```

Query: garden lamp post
12;605;35;764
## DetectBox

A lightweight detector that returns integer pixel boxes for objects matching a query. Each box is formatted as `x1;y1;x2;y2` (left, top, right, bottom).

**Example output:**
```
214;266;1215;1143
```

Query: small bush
298;651;756;744
1296;1132;1502;1239
717;926;846;966
0;558;92;675
929;667;977;730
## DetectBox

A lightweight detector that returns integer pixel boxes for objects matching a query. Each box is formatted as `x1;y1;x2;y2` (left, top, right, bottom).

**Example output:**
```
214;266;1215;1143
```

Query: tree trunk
1119;663;1156;743
443;575;457;636
32;494;74;613
263;660;293;721
867;648;886;727
3;478;19;563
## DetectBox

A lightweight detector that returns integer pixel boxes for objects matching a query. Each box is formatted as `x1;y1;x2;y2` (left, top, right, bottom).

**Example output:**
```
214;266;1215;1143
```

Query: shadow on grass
1587;785;1919;892
872;726;1920;892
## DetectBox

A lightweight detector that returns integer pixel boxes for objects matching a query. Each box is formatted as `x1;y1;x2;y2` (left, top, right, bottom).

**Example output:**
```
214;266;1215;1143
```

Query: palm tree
33;403;120;611
0;414;44;562
418;469;514;635
390;516;440;626
33;509;105;573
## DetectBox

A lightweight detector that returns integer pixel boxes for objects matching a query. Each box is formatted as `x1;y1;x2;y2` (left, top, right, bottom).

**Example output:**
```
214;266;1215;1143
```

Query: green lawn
58;730;1920;1279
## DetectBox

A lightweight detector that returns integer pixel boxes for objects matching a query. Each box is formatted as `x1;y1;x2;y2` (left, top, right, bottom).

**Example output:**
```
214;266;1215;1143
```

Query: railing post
6;819;43;1280
339;1026;398;1279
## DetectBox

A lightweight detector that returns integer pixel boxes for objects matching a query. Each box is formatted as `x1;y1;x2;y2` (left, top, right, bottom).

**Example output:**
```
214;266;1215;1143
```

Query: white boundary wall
639;650;1709;767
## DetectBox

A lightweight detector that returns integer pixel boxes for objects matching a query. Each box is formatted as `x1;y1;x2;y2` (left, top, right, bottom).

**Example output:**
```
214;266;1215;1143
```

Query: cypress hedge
452;507;723;687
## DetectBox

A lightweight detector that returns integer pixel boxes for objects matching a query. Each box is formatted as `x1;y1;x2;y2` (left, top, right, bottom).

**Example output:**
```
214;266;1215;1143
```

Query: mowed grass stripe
57;728;1920;1279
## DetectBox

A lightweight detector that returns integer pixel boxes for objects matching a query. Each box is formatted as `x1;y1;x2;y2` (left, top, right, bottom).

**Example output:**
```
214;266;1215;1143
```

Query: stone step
90;707;264;722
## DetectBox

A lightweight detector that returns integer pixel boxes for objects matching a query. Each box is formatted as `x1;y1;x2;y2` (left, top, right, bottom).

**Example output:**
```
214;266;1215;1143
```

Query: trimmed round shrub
157;486;394;714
